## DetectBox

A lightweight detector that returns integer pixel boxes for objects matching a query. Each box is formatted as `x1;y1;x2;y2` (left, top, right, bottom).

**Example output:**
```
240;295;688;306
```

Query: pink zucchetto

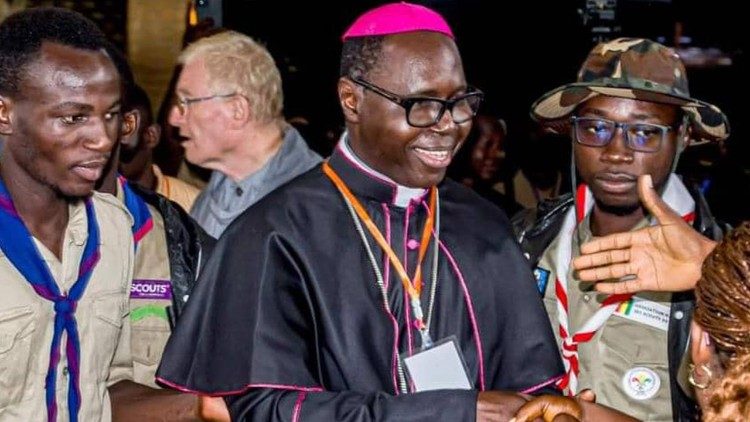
342;2;454;41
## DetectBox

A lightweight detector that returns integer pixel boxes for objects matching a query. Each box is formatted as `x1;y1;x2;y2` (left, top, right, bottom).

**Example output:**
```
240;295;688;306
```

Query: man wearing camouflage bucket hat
512;38;729;421
531;37;729;144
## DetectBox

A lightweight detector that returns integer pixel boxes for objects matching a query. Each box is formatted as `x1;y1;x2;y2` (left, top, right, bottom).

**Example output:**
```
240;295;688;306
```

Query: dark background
221;0;745;158
215;0;749;223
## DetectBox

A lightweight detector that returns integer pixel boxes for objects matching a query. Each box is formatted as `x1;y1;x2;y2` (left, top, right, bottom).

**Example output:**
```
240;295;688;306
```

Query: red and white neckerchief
554;173;696;395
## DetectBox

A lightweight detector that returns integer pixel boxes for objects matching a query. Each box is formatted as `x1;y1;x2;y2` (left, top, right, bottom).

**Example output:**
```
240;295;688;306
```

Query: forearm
109;380;201;422
227;387;478;421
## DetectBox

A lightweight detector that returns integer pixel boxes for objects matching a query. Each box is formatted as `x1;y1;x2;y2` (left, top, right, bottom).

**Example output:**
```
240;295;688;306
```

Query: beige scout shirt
0;193;134;421
153;164;200;213
116;182;173;388
537;214;675;422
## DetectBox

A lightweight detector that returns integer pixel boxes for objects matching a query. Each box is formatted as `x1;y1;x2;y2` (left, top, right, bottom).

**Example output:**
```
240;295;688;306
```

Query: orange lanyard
323;162;436;331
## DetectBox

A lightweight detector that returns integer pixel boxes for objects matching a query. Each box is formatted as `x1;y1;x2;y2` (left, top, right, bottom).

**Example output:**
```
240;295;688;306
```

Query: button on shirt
190;125;322;238
0;192;135;421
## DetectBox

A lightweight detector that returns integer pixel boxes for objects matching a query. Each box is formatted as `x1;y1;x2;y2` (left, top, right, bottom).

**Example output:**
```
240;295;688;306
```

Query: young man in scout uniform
0;8;135;421
514;37;729;421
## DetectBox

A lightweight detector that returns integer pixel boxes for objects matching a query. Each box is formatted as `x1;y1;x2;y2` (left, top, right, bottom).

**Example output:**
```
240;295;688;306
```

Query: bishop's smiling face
349;32;473;188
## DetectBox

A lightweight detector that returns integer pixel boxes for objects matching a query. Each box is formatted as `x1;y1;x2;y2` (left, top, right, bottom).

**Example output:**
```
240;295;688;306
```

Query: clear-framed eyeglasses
173;92;238;116
571;116;676;153
349;77;484;128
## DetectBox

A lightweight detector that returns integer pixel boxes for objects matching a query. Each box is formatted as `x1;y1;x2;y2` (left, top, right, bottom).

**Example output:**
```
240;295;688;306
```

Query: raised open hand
572;175;716;294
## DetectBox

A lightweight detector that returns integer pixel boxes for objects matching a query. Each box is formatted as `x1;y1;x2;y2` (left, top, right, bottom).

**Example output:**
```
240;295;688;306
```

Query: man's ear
143;123;162;150
338;77;361;124
0;96;14;136
228;95;251;129
121;109;141;141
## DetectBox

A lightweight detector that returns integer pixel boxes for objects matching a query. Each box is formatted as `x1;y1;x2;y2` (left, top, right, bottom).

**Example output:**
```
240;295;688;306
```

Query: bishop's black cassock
157;139;564;421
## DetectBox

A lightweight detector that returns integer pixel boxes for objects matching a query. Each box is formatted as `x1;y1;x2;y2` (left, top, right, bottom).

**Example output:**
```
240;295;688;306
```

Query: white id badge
401;336;472;391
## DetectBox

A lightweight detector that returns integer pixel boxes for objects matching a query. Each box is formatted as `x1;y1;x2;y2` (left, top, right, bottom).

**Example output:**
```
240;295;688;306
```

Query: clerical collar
328;134;428;208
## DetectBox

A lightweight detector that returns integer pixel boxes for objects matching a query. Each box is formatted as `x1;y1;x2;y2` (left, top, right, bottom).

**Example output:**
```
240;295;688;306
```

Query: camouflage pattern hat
531;38;730;143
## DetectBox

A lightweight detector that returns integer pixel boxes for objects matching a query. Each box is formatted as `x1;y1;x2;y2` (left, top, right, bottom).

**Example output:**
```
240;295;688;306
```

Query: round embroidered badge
622;367;661;400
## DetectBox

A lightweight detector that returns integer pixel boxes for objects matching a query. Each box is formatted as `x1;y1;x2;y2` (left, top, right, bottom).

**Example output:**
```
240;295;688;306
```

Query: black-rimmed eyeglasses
350;77;483;128
173;93;238;116
571;116;676;153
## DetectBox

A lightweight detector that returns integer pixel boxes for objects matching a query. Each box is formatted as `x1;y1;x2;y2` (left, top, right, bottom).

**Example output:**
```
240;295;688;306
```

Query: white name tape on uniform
613;297;670;331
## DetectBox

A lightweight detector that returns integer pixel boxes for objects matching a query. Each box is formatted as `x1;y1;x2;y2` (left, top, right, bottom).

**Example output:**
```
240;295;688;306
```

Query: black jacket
511;185;724;422
129;182;216;325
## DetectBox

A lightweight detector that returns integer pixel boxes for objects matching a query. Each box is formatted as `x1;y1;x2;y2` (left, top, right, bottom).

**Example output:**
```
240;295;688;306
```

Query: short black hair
339;36;386;79
105;44;135;108
127;84;153;126
0;7;111;96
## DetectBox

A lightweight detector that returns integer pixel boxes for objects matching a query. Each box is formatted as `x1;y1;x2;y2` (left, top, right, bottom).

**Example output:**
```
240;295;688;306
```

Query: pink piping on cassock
336;143;399;204
155;377;323;397
430;234;487;392
336;141;427;206
403;202;414;356
381;203;401;395
382;203;392;291
292;391;307;422
520;374;565;395
418;199;486;390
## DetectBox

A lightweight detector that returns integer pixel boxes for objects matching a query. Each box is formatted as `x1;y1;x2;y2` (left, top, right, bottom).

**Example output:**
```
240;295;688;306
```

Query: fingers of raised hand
593;277;642;294
573;249;630;271
580;232;636;255
576;261;635;283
